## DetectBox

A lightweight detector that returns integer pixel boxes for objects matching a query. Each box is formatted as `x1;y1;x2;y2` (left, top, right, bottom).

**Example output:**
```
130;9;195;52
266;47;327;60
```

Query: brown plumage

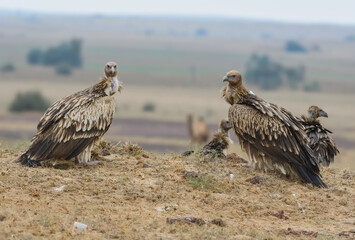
18;61;122;167
300;106;339;167
182;119;232;159
187;114;210;145
222;70;326;187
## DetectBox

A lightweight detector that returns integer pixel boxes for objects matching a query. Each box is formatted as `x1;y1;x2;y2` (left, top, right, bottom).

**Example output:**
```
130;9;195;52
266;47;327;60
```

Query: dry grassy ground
0;141;354;239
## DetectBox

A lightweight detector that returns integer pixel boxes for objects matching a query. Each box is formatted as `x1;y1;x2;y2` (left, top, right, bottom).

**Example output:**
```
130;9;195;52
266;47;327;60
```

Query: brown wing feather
244;94;304;131
24;93;115;161
229;102;326;187
201;132;229;156
301;120;340;167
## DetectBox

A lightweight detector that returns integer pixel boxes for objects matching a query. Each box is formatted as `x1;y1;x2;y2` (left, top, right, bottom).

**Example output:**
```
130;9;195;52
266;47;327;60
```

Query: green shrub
9;91;50;112
285;40;307;53
142;102;156;112
303;81;321;92
1;63;15;72
27;49;43;64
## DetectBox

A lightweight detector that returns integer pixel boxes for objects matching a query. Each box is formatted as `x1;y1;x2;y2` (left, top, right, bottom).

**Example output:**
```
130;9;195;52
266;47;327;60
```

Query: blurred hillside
1;11;355;90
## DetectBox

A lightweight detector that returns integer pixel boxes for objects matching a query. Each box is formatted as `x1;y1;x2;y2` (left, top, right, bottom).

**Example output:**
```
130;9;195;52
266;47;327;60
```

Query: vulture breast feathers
300;106;339;167
18;61;122;167
222;70;326;187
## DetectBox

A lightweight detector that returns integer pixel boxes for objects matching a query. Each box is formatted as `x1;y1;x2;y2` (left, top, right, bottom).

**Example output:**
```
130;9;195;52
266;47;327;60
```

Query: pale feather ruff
104;77;120;96
111;77;119;93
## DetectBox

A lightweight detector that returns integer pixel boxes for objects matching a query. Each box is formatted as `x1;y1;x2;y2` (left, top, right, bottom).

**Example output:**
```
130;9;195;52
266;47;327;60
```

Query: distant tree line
27;39;83;75
245;54;306;90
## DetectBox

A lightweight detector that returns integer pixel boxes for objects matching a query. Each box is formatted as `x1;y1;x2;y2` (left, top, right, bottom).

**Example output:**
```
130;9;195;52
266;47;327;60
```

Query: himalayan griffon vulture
222;70;326;187
18;61;122;167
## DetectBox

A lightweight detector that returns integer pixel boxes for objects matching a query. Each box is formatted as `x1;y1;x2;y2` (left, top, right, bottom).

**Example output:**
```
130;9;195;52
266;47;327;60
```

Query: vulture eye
107;65;110;68
231;75;236;78
114;65;117;68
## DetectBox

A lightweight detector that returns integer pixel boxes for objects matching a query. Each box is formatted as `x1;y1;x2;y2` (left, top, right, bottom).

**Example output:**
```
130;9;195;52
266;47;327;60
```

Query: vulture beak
319;109;328;118
111;66;116;74
223;76;229;82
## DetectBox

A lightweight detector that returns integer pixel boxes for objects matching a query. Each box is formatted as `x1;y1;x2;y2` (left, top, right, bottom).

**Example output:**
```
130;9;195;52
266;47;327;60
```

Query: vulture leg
75;143;98;166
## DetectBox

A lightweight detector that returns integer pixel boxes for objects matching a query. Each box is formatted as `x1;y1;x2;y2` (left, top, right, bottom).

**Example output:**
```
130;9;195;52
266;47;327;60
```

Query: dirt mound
0;143;354;239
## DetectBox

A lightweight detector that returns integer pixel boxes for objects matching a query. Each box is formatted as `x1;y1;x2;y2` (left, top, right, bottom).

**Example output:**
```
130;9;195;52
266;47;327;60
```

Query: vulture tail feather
17;153;41;168
290;163;327;188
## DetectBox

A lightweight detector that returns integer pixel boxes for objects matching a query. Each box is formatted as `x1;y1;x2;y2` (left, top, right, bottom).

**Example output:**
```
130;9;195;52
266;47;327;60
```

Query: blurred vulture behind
187;114;210;145
300;105;339;167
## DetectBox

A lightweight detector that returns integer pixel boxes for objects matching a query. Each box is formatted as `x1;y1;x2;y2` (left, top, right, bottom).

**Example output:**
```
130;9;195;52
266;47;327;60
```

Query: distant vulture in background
187;114;210;145
222;70;326;187
18;61;122;167
183;119;233;159
300;105;339;167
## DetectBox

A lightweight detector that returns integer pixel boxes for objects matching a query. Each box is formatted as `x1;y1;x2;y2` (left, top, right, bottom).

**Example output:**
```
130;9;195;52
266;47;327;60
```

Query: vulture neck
219;127;228;135
229;83;249;104
301;113;319;123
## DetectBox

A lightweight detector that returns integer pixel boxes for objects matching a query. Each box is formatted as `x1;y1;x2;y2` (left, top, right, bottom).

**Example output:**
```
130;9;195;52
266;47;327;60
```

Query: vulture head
103;61;122;96
105;61;118;78
307;105;328;121
219;119;233;134
223;70;243;87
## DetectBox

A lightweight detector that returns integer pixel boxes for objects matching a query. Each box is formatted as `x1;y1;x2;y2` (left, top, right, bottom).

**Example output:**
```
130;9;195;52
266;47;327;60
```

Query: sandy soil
0;142;354;240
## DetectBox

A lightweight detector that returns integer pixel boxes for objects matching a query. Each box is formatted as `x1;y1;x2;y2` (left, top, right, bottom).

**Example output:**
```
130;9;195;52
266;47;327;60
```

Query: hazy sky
1;0;355;25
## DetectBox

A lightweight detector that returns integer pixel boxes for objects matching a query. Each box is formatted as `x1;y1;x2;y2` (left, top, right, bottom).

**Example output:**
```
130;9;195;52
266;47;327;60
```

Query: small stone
54;185;66;192
101;149;111;156
211;218;226;227
184;171;198;178
247;175;267;185
166;217;205;226
0;215;6;221
271;193;283;199
73;221;87;231
142;163;150;168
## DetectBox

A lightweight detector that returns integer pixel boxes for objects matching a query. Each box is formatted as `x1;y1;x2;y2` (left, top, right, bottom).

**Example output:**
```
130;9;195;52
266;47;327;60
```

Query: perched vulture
300;105;339;167
222;70;326;187
182;119;233;159
18;61;122;167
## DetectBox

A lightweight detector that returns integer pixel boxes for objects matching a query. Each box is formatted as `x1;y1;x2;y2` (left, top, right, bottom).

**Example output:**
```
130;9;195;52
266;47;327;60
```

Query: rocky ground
0;141;354;239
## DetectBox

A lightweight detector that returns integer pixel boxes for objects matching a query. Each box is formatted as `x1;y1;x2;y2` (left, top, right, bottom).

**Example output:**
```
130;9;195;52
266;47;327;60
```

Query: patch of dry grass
0;141;354;239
